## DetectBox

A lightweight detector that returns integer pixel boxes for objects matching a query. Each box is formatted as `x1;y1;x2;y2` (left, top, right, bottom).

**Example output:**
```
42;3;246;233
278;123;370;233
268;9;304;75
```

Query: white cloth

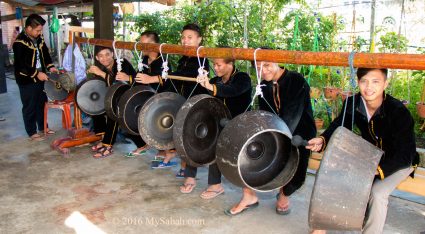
62;44;86;85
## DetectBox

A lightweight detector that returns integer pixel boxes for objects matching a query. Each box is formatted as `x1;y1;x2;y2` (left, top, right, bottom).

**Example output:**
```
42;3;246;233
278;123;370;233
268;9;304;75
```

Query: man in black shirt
226;61;316;216
13;14;58;141
308;68;419;234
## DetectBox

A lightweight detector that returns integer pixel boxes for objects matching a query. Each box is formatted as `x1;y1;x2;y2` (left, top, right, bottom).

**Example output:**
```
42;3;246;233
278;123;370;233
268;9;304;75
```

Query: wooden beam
75;36;425;70
2;0;45;12
1;9;41;22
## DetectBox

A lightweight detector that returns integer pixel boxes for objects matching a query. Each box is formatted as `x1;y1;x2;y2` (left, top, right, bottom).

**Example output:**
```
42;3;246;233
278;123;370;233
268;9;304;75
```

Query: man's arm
377;107;417;179
13;41;39;79
209;73;252;98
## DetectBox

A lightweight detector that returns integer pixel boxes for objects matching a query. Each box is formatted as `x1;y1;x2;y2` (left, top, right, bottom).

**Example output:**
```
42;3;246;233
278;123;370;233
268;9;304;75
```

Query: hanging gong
309;127;383;231
117;85;155;135
173;94;231;167
139;92;186;150
105;83;131;121
216;110;299;192
44;73;69;101
75;77;108;115
57;72;76;92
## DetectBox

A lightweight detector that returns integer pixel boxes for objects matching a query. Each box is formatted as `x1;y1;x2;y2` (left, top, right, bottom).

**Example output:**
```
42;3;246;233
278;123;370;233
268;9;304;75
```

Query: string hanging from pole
112;40;123;72
341;51;357;129
244;48;277;115
187;46;208;99
134;41;149;72
159;43;178;93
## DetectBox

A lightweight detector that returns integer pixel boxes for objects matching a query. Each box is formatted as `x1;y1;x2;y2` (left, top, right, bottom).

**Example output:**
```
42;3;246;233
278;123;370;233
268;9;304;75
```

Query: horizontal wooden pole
167;75;197;82
74;36;425;70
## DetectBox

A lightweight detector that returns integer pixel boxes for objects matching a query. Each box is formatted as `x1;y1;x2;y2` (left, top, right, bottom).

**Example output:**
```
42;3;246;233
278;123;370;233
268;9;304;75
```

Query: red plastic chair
44;93;74;133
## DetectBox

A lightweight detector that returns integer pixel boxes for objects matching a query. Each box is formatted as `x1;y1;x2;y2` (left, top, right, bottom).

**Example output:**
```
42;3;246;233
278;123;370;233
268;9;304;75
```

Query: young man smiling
308;68;419;234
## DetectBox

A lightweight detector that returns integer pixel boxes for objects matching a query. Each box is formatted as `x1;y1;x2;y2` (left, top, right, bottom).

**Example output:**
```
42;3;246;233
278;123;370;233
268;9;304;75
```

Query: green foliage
378;32;408;53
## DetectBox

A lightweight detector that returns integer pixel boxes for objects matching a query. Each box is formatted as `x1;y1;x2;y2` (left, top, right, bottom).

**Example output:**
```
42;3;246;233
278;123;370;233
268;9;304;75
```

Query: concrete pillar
0;8;7;93
93;0;113;40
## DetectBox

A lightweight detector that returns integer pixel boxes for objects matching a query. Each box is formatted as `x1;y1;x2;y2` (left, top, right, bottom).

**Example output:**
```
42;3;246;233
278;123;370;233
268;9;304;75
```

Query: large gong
139;92;186;150
173;94;231;167
216;110;299;192
75;77;108;115
44;72;68;101
57;72;76;92
117;85;155;135
105;83;130;121
309;127;383;231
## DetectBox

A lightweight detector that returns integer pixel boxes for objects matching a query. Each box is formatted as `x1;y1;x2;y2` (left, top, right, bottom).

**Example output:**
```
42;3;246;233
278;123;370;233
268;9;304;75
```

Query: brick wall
0;2;51;51
0;2;21;50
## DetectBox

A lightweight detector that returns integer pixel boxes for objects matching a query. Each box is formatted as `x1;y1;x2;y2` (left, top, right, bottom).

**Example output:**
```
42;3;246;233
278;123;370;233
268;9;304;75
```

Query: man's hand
135;73;153;84
88;66;106;78
306;137;324;152
37;71;49;81
197;76;212;90
116;72;130;82
49;67;59;73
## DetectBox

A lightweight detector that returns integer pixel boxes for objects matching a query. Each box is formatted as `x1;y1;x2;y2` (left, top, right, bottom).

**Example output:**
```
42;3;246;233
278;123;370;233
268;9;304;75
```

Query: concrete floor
1;76;424;234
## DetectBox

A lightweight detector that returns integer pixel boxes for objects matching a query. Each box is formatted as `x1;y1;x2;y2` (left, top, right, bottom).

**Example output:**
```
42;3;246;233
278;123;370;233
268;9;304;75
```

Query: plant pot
340;90;353;102
416;102;425;118
324;87;341;100
315;118;324;130
310;87;322;99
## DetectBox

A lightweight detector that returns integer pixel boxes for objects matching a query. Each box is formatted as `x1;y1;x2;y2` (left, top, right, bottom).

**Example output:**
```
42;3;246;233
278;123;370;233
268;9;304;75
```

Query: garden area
107;0;425;145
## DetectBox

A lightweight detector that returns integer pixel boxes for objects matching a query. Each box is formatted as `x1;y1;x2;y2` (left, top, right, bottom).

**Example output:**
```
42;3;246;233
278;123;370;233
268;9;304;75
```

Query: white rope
196;46;208;83
253;48;265;99
159;43;169;80
134;41;148;72
112;40;123;72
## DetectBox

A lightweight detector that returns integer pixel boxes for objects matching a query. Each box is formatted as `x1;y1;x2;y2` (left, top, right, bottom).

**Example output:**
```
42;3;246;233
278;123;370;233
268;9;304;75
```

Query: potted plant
313;110;326;130
310;87;322;99
416;75;425;118
340;90;353;101
323;68;342;100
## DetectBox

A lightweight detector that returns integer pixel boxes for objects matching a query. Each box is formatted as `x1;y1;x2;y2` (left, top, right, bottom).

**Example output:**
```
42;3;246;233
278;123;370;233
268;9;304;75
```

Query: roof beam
2;0;46;12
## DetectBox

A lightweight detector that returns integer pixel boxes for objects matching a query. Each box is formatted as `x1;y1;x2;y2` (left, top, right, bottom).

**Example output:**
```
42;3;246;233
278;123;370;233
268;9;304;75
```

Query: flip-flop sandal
124;150;147;158
175;168;185;178
180;183;196;194
224;201;259;216
151;161;177;169
275;193;291;215
29;134;45;142
45;129;55;135
93;146;113;159
91;144;103;152
200;189;225;199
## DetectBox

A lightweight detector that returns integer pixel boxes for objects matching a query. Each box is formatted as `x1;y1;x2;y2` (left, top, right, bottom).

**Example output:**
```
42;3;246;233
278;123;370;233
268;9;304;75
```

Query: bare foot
276;192;290;212
180;177;196;193
163;150;176;163
229;188;258;214
311;230;326;234
200;184;224;199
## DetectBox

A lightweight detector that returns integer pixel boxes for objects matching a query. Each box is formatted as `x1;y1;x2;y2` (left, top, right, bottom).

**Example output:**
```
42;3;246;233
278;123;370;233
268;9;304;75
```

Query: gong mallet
291;135;309;147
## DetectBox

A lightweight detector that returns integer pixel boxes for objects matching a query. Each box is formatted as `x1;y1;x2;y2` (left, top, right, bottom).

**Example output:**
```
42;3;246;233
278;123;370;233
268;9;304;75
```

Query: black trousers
92;114;118;146
126;134;146;148
18;82;47;136
185;163;222;185
281;146;310;196
92;114;106;135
